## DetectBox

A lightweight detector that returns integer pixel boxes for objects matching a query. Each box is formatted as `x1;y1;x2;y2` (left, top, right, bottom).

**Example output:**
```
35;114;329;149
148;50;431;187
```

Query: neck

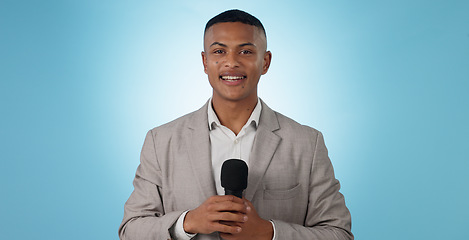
211;95;258;135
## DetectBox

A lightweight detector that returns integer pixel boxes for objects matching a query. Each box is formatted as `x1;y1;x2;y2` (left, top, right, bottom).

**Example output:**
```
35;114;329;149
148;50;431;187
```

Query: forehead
204;22;266;48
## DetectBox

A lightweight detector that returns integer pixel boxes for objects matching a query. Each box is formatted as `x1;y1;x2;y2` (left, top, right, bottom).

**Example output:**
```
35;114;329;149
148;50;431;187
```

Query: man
119;9;353;240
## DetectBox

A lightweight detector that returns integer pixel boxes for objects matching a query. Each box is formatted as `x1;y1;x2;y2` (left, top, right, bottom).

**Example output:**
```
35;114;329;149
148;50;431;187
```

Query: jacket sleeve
118;130;183;240
272;131;354;240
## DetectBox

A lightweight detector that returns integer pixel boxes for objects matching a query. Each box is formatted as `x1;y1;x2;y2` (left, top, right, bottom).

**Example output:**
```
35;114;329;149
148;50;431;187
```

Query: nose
224;52;239;68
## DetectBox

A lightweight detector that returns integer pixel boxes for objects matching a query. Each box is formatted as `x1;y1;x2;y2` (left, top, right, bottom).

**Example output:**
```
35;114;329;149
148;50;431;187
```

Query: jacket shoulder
148;105;206;138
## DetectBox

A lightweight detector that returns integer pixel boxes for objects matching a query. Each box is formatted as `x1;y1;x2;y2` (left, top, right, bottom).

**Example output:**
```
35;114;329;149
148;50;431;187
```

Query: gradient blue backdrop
1;1;468;239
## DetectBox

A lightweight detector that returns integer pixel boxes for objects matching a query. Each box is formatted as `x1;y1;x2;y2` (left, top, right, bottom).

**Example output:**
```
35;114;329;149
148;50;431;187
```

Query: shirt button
234;139;239;144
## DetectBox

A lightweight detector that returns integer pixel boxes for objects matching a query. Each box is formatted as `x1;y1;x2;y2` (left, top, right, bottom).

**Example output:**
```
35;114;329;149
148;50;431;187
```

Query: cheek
247;62;263;75
206;67;219;80
207;59;219;69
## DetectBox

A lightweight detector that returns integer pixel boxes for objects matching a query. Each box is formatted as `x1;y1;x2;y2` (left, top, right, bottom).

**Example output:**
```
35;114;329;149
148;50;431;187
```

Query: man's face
202;22;271;104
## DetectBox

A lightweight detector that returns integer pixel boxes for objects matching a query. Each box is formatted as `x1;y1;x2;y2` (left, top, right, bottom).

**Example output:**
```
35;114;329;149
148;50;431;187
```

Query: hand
183;195;249;235
219;198;274;240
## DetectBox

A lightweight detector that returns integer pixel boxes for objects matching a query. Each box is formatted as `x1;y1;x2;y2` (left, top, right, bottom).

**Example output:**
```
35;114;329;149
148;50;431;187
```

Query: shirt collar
208;98;262;131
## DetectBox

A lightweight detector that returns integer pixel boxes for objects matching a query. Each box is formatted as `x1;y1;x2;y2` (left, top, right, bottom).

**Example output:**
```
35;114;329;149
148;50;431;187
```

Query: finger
242;197;253;206
211;211;248;223
211;221;242;234
242;198;253;213
208;201;248;214
219;220;243;227
210;195;244;204
228;195;245;204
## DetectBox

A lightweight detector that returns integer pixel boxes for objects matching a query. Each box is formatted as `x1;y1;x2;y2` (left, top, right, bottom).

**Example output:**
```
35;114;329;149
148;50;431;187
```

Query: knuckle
208;221;217;229
207;212;217;221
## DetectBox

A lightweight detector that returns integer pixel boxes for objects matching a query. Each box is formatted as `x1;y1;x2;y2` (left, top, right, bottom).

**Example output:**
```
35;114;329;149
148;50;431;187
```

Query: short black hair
204;9;266;37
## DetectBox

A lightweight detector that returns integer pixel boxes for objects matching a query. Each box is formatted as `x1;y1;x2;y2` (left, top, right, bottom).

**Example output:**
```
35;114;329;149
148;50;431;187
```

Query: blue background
1;1;468;239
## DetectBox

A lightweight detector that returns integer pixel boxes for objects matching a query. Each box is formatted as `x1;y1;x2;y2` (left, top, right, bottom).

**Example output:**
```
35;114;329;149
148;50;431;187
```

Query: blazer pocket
263;183;301;200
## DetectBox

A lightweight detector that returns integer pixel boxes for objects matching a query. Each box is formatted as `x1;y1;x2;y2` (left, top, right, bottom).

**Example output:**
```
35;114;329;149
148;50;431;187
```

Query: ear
201;51;208;74
262;51;272;75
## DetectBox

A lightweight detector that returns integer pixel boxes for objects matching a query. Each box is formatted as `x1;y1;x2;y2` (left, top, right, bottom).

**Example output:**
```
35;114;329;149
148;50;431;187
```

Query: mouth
219;75;247;82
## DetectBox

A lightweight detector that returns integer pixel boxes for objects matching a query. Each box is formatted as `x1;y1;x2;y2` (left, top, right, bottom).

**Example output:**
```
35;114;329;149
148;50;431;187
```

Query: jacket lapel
186;101;218;200
184;100;281;201
244;100;281;201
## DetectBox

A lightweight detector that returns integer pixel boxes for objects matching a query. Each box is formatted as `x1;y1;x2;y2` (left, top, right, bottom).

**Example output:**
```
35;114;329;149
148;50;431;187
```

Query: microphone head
221;159;248;191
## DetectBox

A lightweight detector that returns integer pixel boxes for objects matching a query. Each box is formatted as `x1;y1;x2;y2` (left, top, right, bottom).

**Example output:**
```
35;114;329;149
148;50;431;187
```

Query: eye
213;49;225;54
240;50;252;55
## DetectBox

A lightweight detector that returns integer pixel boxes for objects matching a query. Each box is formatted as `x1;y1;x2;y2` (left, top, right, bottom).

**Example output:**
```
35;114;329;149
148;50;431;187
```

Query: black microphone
221;159;248;199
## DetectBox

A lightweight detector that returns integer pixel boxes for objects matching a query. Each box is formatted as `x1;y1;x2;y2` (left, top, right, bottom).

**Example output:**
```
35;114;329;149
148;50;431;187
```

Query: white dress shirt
170;98;276;239
208;99;261;196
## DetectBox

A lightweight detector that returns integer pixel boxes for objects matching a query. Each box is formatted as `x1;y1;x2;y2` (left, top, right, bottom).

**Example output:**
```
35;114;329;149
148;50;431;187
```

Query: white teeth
221;76;244;80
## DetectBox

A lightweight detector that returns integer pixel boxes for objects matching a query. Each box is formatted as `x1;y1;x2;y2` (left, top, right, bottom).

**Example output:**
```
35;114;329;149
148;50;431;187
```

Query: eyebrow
209;42;256;48
210;42;227;48
239;43;255;47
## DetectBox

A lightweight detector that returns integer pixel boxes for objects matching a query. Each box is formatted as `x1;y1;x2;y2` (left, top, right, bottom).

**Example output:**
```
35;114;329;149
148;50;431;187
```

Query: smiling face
202;22;271;105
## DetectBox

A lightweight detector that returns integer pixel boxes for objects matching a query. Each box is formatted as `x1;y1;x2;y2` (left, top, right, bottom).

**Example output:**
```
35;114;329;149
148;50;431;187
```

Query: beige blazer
119;100;353;240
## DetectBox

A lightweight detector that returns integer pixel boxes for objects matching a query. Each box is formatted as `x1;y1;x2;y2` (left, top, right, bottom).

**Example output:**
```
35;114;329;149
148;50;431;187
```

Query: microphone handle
225;189;243;199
